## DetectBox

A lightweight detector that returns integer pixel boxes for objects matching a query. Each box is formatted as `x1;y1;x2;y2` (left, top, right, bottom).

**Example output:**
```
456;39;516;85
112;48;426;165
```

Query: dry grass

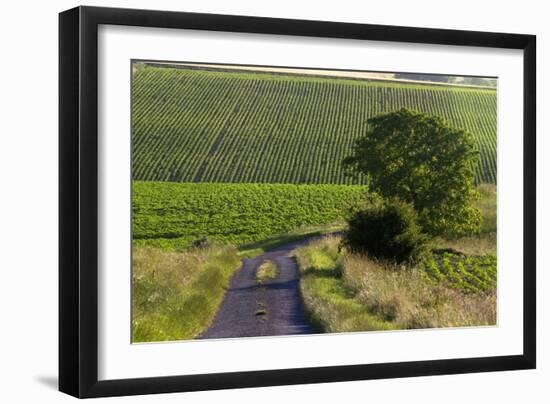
256;260;278;284
132;247;205;291
438;233;496;256
344;254;496;329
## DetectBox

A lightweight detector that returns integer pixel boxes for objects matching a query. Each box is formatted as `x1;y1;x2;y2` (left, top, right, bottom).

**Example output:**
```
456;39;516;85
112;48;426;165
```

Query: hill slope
132;66;497;184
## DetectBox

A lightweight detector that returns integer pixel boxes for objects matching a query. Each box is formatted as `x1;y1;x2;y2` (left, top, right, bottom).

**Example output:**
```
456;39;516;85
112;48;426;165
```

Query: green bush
342;199;429;264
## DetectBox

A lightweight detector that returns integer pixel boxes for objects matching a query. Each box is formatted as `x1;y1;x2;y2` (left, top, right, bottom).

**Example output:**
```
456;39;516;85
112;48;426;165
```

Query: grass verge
132;244;241;342
295;236;496;333
295;237;397;333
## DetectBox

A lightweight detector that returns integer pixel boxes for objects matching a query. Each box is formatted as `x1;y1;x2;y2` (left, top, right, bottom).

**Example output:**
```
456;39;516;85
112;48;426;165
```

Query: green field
424;252;496;293
132;66;497;185
133;181;373;250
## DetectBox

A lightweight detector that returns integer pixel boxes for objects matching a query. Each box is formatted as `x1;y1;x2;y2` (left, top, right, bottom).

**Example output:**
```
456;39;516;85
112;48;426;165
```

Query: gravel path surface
200;238;317;339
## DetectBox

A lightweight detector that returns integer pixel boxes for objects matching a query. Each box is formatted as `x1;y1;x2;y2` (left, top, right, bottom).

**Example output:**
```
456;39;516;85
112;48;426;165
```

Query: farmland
423;252;497;293
132;66;497;185
133;181;373;250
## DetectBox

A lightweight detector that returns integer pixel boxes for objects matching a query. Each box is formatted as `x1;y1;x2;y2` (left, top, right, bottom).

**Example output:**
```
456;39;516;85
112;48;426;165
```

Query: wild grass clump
294;236;341;274
256;260;278;284
132;244;241;342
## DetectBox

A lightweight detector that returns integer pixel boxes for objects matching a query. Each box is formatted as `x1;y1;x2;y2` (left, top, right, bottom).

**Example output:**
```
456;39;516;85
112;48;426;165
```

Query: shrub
341;199;429;264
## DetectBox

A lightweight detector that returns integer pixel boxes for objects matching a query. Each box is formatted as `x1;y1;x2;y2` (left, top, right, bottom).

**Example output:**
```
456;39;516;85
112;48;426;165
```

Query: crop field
133;181;372;250
132;66;497;184
423;252;497;293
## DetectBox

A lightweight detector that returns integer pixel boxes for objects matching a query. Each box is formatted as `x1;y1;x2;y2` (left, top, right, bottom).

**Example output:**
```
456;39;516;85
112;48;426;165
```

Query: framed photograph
59;6;536;398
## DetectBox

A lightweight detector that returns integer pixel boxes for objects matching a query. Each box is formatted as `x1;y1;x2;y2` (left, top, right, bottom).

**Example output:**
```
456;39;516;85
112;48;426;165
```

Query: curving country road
200;238;317;339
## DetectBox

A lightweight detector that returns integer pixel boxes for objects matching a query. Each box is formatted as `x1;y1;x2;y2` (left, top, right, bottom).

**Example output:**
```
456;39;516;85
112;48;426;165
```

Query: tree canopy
343;108;481;236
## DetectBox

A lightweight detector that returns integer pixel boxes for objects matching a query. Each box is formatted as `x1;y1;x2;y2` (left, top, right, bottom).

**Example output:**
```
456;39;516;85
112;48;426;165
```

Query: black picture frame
59;5;536;398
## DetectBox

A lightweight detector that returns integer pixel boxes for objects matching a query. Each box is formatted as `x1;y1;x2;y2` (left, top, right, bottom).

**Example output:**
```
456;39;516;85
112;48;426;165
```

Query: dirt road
200;238;317;339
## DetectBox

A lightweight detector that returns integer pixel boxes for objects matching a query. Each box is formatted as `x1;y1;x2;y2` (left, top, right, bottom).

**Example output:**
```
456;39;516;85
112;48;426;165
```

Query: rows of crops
133;181;372;250
132;66;497;184
423;252;497;293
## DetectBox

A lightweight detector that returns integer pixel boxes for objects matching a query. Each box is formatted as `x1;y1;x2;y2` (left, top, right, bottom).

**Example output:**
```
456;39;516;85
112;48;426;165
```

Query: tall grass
344;254;496;329
132;244;241;342
295;237;396;333
295;236;496;333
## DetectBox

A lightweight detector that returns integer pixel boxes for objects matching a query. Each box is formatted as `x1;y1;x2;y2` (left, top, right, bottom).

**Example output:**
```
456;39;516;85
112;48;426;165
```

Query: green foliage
341;199;429;264
132;66;497;185
133;181;373;249
343;109;482;236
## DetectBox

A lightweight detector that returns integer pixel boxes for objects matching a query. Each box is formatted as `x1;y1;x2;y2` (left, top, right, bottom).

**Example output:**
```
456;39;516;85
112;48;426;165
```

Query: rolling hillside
132;65;497;184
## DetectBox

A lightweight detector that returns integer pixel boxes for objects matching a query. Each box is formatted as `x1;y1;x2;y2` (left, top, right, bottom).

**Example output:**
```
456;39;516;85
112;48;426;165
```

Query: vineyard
132;65;497;185
133;181;372;249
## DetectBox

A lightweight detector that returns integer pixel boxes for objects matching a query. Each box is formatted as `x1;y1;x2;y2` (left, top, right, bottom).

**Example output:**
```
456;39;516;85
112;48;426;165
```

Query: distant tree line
394;73;496;87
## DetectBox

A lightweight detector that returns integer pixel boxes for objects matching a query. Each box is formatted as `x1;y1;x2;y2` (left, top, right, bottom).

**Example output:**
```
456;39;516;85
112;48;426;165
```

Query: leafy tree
463;77;497;87
343;108;481;236
394;73;452;83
